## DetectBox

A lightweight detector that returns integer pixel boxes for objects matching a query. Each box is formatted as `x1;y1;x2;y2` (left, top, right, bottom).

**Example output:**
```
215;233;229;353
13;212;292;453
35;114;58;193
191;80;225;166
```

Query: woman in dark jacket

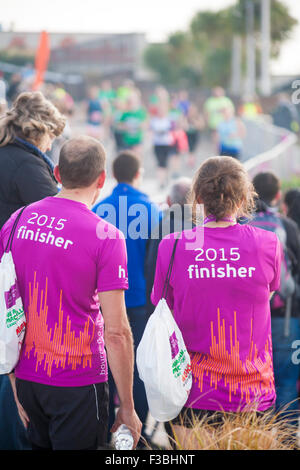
0;91;66;228
0;91;65;450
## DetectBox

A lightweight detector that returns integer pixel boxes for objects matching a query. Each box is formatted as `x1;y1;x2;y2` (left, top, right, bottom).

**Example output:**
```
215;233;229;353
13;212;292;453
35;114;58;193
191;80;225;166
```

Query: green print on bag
6;307;25;328
172;349;188;378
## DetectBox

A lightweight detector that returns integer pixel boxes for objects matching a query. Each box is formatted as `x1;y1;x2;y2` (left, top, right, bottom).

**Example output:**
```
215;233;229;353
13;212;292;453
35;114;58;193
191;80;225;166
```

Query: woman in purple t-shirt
151;156;281;444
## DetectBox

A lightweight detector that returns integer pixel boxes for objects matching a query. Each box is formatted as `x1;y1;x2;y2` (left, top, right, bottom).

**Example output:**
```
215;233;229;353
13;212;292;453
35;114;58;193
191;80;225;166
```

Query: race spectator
151;156;280;448
271;93;300;134
283;188;300;230
252;172;300;426
145;177;193;318
93;151;161;447
0;91;65;229
1;136;141;450
0;90;65;450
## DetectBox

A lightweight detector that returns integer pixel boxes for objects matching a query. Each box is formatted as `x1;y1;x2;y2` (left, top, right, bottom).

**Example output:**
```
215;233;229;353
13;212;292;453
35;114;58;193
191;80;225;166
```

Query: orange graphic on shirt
24;273;95;377
191;309;274;403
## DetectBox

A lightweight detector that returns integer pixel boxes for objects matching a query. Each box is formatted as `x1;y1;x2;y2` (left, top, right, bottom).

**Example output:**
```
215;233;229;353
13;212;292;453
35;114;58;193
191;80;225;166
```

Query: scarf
15;137;55;172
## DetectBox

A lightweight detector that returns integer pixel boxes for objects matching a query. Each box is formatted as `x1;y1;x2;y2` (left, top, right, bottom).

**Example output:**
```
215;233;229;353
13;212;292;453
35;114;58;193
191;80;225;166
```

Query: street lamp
260;0;271;96
245;0;256;99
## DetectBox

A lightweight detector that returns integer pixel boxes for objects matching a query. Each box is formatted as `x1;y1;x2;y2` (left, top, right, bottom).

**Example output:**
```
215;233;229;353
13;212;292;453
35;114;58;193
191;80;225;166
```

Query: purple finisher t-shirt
151;224;281;413
0;197;128;387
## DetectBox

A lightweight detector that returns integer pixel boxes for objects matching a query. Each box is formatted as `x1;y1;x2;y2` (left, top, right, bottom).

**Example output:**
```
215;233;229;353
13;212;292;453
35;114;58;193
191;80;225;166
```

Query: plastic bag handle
5;206;26;253
161;234;180;300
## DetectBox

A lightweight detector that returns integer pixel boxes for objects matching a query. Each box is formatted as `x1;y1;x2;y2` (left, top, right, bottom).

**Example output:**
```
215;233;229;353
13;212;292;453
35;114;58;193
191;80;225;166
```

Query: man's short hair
252;172;280;205
59;136;106;189
113;151;140;183
169;178;192;206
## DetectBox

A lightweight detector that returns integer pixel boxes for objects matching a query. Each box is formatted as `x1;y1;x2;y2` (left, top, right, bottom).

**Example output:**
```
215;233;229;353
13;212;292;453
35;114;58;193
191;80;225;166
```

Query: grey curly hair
0;91;66;148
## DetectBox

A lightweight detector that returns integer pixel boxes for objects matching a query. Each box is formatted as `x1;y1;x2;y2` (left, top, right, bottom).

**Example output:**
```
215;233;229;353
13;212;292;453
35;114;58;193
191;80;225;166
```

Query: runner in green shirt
204;87;234;131
119;93;148;155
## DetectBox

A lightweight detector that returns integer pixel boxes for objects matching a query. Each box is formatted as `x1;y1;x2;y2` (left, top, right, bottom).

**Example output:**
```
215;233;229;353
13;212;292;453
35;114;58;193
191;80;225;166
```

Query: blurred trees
144;0;297;89
0;50;34;66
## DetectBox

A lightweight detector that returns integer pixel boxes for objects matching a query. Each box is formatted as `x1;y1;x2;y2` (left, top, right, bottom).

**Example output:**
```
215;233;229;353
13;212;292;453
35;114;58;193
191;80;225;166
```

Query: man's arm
99;289;142;448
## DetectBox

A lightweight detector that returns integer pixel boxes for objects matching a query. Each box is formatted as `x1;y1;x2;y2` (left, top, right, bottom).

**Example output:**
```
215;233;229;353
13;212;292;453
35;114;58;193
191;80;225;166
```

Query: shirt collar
113;182;147;198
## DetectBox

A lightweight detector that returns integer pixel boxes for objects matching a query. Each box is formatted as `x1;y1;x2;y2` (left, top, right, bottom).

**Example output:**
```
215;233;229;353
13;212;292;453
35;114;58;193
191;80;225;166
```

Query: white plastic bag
136;297;192;422
0;209;26;374
0;252;26;374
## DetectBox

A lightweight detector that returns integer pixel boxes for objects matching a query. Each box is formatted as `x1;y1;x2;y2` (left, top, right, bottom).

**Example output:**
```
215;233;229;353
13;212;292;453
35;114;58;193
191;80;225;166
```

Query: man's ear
53;165;62;184
97;170;106;189
134;169;140;181
274;190;282;203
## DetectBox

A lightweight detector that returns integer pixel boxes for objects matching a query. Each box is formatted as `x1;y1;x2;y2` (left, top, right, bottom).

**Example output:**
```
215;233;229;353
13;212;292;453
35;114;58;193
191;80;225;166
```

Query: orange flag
33;31;50;91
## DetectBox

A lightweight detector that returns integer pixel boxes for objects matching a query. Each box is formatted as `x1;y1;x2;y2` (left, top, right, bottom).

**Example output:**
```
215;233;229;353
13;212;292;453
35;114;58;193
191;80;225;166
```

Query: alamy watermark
291;340;300;365
96;197;205;250
291;80;300;104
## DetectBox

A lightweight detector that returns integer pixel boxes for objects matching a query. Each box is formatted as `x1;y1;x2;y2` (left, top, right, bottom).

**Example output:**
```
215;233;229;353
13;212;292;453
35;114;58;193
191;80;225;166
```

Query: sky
0;0;299;75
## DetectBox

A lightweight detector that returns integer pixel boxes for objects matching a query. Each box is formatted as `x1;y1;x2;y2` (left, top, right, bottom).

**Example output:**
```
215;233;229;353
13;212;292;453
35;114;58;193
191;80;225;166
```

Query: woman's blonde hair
0;91;66;148
191;156;257;222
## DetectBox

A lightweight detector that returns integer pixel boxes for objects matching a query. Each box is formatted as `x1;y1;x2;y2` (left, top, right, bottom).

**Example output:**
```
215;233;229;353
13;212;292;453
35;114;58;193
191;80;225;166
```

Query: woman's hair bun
191;156;257;222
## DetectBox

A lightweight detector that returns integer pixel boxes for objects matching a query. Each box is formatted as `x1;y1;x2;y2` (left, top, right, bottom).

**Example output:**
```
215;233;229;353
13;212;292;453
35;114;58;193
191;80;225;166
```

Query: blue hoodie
93;183;162;308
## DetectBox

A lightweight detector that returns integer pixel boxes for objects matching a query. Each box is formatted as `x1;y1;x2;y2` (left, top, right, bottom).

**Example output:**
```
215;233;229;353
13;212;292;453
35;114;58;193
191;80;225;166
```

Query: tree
144;0;298;89
143;43;180;86
144;32;201;87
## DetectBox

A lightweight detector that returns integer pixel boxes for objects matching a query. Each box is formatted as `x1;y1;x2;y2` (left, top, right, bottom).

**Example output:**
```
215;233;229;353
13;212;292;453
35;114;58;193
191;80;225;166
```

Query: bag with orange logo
136;236;192;421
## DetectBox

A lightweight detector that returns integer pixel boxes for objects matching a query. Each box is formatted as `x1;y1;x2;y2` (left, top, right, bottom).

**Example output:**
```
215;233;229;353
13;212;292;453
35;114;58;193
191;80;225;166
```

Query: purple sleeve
151;238;174;310
96;228;129;293
269;236;282;292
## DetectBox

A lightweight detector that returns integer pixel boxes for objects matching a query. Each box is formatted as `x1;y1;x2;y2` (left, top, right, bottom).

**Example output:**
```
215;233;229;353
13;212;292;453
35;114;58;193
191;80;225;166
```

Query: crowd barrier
243;117;300;182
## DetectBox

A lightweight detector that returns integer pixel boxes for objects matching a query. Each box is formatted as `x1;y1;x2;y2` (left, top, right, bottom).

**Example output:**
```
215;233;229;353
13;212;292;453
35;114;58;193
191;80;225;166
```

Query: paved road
68;112;216;204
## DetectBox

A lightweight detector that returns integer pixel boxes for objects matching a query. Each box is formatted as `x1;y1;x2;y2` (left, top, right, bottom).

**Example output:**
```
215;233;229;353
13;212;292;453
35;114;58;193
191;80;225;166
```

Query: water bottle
114;424;134;450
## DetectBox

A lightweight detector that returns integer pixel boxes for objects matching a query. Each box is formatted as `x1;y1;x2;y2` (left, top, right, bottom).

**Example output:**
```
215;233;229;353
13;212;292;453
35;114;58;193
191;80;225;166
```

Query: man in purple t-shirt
0;136;141;450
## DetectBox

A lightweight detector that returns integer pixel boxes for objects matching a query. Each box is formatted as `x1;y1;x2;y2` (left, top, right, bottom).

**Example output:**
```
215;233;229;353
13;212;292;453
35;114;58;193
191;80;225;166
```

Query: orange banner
33;31;50;91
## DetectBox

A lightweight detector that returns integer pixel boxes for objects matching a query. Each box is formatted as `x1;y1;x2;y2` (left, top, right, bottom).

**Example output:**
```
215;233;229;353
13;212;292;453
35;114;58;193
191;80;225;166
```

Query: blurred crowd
0;72;300;451
1;69;300;193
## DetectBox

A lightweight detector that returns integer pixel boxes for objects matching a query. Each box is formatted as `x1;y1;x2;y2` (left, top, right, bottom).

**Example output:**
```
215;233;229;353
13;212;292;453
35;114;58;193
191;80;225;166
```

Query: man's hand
111;405;142;449
8;373;30;429
99;290;143;448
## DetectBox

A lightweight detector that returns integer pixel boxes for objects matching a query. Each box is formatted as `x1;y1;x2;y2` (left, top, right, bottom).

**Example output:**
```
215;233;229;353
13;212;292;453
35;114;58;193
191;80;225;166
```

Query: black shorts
187;130;200;152
16;378;109;450
154;145;172;168
219;146;241;160
113;130;125;150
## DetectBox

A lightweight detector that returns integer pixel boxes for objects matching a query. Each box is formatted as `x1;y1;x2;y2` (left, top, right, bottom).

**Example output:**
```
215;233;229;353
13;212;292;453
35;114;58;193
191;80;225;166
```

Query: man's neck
119;179;139;190
55;188;97;209
266;200;279;212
